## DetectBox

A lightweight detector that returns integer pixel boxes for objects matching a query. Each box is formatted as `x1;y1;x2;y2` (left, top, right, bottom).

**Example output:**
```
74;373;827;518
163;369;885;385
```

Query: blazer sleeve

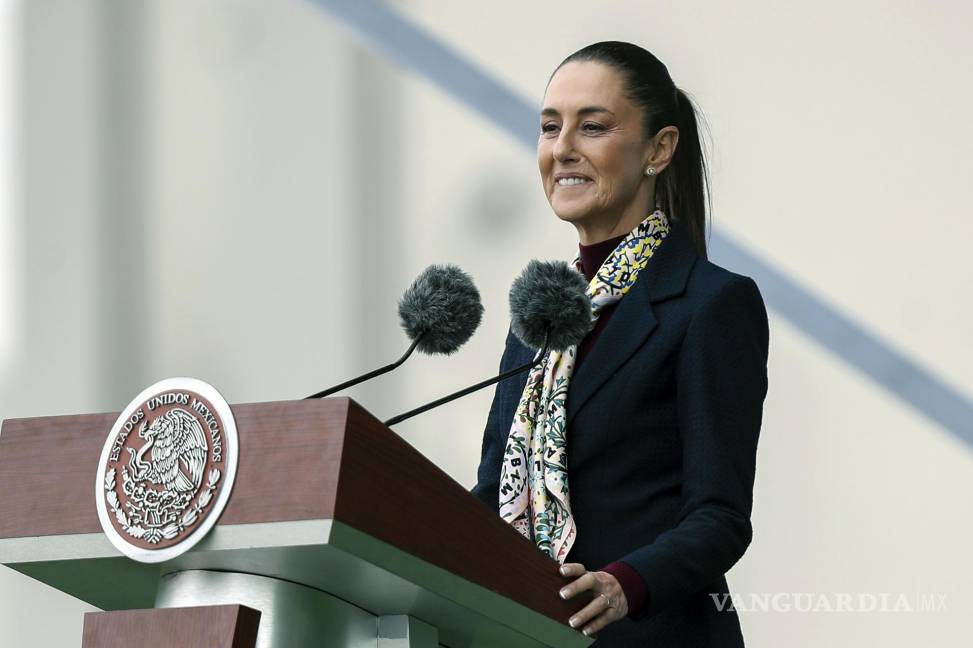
470;327;523;513
620;275;770;619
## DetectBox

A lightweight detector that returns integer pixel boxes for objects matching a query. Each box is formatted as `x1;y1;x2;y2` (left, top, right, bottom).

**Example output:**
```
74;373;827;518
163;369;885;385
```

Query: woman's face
538;61;655;235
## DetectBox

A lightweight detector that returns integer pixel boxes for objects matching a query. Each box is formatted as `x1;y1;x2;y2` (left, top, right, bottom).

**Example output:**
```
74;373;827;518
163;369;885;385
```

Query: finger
568;594;611;631
559;571;597;600
582;609;614;638
582;595;622;637
558;563;586;578
592;573;629;616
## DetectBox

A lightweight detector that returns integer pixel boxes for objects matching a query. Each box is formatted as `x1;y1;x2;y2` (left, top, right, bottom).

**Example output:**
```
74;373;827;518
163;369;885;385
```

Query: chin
551;203;594;224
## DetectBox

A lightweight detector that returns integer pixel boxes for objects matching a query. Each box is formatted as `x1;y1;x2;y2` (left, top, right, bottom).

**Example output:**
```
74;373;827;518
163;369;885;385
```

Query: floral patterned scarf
498;209;671;563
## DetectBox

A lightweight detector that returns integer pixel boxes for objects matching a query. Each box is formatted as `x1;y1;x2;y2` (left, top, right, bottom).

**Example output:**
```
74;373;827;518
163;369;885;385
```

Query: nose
552;128;579;164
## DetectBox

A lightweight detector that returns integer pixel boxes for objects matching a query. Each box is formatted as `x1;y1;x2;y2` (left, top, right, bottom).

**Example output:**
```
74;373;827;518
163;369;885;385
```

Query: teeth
557;177;589;186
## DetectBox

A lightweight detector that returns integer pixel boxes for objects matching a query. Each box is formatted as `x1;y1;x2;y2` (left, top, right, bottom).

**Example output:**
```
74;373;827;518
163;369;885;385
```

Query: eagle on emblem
127;408;208;494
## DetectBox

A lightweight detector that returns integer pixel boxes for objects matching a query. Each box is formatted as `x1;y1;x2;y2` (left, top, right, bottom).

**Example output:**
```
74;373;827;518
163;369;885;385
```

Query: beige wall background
1;1;970;646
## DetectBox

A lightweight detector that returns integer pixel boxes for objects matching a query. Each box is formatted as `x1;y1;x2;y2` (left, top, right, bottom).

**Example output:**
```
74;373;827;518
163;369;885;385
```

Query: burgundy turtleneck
575;233;626;371
575;233;650;619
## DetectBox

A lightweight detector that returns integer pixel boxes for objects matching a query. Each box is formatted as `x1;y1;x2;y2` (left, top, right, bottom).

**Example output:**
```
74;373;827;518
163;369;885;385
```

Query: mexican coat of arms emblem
95;377;238;563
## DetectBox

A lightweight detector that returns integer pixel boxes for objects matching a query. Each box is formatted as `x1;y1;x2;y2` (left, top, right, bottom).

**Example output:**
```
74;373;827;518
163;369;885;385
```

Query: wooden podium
0;398;592;647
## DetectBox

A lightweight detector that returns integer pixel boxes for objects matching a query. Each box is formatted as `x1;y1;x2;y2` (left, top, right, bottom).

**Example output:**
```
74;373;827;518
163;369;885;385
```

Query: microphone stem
384;332;551;427
306;333;424;399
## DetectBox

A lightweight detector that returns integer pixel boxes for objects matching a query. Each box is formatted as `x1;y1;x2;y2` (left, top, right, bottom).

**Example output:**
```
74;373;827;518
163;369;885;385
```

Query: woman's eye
582;122;605;133
541;123;559;134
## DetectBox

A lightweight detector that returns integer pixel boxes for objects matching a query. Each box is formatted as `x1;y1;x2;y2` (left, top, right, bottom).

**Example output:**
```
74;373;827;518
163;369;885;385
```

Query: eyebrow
540;106;615;118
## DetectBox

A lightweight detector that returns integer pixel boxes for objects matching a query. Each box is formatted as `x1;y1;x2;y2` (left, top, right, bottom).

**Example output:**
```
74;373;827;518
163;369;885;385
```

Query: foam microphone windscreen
398;264;484;355
508;260;592;352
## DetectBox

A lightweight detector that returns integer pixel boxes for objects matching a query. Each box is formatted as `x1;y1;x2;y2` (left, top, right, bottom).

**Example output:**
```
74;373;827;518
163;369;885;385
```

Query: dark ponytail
557;42;711;258
659;87;710;258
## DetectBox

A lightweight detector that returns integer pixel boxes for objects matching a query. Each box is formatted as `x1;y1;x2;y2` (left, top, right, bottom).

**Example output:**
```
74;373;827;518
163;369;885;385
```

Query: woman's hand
558;563;629;637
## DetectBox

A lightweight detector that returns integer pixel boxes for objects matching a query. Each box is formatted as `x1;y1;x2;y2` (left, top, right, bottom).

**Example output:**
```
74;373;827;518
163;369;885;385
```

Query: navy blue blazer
471;216;770;647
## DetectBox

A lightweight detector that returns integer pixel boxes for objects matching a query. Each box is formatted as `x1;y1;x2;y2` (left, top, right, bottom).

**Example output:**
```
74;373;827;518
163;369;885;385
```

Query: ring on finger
599;593;615;609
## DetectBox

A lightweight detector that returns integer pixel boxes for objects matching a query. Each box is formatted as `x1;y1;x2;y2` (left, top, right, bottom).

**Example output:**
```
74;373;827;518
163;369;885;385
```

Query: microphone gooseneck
307;264;483;399
306;333;424;400
384;260;590;426
384;331;551;427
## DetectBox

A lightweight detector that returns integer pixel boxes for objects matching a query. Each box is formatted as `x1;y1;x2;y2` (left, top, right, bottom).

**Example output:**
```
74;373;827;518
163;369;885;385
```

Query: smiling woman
539;68;676;245
472;41;770;647
537;44;708;252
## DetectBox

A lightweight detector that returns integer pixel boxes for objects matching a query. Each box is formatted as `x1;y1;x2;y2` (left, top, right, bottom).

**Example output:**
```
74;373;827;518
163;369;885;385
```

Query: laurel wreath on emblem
105;466;221;544
102;407;223;545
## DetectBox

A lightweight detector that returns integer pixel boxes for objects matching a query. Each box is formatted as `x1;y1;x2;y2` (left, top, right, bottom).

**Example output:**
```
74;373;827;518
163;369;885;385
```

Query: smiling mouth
555;177;593;187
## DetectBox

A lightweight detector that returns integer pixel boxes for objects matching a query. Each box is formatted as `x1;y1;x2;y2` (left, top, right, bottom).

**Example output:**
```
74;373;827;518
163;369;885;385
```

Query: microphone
307;264;483;399
384;260;591;426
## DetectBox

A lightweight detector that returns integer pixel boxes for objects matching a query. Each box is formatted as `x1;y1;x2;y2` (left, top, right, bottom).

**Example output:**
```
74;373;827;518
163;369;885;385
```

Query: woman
471;42;770;646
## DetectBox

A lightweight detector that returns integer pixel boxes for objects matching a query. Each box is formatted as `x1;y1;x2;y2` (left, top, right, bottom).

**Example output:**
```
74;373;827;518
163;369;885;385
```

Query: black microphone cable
307;264;483;399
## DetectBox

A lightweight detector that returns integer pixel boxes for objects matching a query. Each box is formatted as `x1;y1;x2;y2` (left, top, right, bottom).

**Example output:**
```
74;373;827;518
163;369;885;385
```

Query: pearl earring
645;167;656;176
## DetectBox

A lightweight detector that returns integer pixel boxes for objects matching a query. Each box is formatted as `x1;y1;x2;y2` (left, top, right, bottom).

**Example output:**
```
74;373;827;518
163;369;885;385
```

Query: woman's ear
645;126;680;174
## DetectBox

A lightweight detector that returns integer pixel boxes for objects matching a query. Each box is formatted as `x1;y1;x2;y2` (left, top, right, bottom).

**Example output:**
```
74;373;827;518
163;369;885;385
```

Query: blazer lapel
566;217;700;424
